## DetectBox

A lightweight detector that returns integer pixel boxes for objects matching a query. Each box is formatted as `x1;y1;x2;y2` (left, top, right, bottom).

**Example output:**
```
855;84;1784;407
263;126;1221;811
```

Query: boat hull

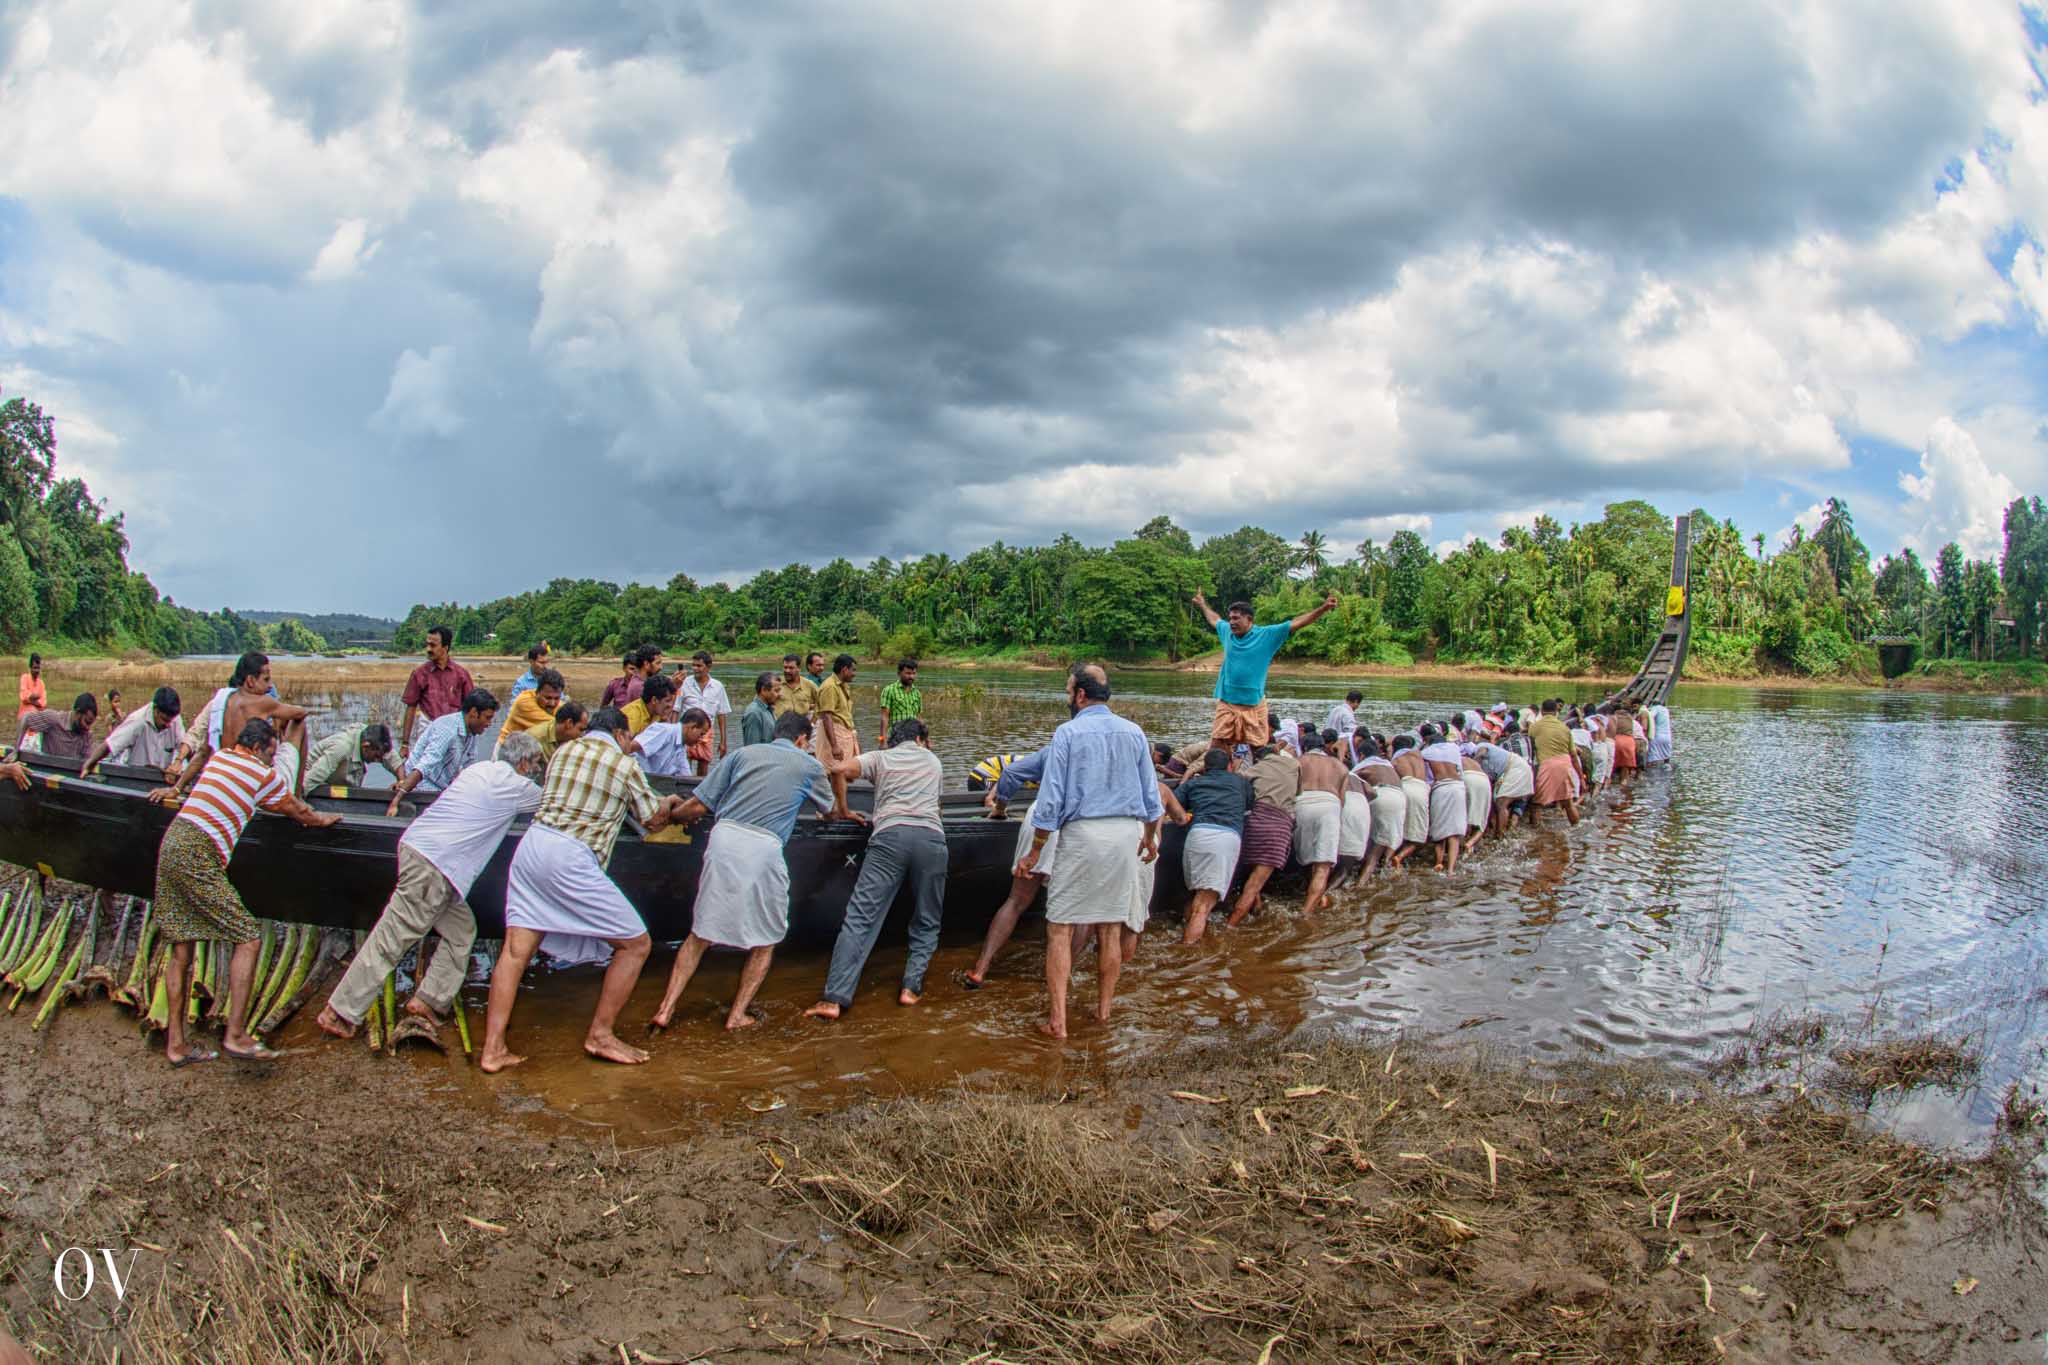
0;757;1027;948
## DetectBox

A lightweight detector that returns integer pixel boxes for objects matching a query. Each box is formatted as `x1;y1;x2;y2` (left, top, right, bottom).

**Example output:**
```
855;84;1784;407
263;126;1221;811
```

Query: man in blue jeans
805;718;948;1017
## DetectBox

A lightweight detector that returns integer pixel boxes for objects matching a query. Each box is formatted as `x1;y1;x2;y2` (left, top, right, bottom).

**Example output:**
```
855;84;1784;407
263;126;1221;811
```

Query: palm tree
1296;530;1329;579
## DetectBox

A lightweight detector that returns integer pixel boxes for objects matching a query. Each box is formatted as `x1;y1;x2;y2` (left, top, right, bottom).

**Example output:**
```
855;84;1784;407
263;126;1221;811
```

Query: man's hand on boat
0;761;27;791
983;790;1008;820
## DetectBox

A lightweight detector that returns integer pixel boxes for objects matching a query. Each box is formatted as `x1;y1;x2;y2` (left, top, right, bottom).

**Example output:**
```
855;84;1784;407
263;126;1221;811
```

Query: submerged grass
786;1035;1952;1363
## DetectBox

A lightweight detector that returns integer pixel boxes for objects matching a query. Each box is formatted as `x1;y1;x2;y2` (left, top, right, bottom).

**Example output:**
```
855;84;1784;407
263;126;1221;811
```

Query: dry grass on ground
788;1037;1973;1363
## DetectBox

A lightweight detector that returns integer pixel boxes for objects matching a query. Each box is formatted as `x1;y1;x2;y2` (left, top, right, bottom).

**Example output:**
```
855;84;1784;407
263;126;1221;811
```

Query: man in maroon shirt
399;625;474;761
14;693;97;758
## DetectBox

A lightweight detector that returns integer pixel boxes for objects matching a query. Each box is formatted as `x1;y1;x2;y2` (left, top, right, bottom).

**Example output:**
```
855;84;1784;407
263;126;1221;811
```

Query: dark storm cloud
0;0;2038;610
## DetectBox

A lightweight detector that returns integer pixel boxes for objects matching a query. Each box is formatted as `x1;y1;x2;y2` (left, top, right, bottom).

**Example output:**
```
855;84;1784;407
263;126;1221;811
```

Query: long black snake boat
0;756;1025;948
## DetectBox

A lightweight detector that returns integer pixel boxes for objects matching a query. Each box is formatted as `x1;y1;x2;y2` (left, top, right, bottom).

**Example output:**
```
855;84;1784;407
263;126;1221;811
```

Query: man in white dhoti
1458;754;1492;855
1419;727;1468;873
478;709;689;1072
1292;731;1345;911
1015;665;1162;1039
650;712;849;1032
1352;739;1407;876
1389;736;1431;869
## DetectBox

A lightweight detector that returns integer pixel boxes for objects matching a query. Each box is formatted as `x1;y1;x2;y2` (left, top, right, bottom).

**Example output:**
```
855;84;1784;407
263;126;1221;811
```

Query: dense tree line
8;389;2042;676
390;496;2048;679
0;392;277;657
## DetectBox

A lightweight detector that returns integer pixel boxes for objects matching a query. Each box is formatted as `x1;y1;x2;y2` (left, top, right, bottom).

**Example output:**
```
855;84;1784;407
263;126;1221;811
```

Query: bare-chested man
1292;731;1346;912
164;652;311;803
1350;737;1407;876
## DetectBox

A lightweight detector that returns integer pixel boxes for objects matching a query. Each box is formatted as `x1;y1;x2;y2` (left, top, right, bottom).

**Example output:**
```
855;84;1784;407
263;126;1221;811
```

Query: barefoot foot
802;1001;842;1020
585;1033;651;1064
724;1011;761;1031
897;989;921;1007
314;1006;357;1040
1039;1018;1067;1039
478;1048;526;1074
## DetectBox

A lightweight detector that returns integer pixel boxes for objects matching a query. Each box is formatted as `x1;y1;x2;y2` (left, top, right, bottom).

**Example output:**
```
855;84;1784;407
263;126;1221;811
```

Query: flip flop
169;1048;218;1068
222;1043;283;1062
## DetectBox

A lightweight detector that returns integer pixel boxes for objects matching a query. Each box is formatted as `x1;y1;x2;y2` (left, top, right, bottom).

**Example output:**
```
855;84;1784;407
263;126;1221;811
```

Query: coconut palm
1296;530;1329;579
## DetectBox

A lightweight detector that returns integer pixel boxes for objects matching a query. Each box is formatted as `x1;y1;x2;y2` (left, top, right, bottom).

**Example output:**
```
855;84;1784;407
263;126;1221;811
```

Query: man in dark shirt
15;693;97;758
400;625;474;759
1175;748;1253;943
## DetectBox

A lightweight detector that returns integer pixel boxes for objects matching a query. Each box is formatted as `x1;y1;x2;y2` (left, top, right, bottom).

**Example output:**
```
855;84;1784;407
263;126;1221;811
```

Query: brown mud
1;1005;2042;1363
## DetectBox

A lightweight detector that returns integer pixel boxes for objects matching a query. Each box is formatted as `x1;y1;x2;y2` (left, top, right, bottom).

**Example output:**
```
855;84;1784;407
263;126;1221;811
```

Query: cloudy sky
2;1;2046;615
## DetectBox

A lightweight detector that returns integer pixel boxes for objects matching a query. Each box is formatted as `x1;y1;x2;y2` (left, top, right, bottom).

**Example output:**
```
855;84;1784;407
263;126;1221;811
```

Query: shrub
1793;626;1851;677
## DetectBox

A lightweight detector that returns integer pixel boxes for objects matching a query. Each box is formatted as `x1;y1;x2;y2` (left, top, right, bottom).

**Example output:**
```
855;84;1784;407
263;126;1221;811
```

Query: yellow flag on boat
1665;586;1686;617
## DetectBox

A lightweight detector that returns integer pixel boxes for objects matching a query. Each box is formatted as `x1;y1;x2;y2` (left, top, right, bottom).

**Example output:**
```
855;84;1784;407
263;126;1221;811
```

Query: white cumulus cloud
1898;419;2021;560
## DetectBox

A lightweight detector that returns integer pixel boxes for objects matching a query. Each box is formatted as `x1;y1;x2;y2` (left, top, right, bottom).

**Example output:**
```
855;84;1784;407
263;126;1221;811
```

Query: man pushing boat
145;717;341;1065
316;732;548;1044
478;708;691;1071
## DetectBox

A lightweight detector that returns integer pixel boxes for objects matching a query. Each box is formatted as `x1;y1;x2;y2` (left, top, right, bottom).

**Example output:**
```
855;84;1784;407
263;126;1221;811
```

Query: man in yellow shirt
620;674;676;737
774;652;819;721
814;654;859;810
525;700;588;765
497;669;564;751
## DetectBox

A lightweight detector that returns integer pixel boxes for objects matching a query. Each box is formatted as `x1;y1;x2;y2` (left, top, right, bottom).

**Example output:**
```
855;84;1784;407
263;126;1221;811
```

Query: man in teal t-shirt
1194;590;1338;751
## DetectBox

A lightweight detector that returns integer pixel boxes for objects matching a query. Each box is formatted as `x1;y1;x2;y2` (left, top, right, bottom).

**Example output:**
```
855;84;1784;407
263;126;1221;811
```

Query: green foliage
853;611;885;658
262;618;330;654
1792;626;1852;677
880;624;934;661
1687;628;1761;679
0;529;34;649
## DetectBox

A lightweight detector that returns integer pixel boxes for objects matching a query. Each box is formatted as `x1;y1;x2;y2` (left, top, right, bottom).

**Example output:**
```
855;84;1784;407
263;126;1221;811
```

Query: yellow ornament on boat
1665;586;1686;617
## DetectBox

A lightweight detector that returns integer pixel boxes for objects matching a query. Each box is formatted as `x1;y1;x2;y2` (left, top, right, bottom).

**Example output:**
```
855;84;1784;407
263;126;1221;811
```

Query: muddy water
53;659;2048;1148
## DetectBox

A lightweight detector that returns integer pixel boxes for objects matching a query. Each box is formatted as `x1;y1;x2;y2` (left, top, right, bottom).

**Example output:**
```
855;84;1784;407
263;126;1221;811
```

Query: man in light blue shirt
1018;664;1164;1039
1193;590;1338;754
651;712;851;1033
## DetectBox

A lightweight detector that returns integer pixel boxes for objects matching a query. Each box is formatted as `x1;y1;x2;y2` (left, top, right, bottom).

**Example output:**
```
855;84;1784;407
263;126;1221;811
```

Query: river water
91;660;2048;1149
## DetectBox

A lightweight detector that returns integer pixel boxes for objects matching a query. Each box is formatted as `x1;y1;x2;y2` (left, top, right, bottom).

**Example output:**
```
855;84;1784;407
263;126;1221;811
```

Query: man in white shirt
678;651;732;762
1323;690;1361;748
317;732;546;1040
86;686;185;780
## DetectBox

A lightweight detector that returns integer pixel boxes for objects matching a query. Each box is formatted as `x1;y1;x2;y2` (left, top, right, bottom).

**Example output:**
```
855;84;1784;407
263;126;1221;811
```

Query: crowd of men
6;598;1671;1063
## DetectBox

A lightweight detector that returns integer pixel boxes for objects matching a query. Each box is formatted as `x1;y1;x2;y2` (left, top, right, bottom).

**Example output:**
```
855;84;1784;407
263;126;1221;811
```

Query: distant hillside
235;610;400;643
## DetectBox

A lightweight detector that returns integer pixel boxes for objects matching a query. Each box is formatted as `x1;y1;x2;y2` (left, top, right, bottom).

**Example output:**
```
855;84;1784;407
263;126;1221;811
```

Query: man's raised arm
1289;592;1340;633
1191;591;1221;627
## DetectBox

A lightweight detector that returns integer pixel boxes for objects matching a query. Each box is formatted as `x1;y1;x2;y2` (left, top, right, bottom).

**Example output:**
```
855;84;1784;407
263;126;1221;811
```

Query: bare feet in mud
646;1008;674;1032
802;1001;842;1020
898;989;920;1007
725;1010;761;1032
314;1006;357;1039
585;1032;650;1064
1039;1018;1066;1039
478;1047;525;1074
404;997;446;1025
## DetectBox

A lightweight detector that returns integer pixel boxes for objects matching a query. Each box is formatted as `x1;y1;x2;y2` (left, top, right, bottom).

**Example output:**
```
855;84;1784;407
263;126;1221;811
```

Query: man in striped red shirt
146;716;340;1066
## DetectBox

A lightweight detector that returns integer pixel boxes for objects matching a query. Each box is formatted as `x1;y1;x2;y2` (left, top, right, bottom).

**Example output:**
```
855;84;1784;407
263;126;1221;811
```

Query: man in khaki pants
316;732;547;1041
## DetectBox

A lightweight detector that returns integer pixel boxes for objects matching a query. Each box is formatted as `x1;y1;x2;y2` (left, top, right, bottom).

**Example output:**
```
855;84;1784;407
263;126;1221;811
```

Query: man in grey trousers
804;718;948;1017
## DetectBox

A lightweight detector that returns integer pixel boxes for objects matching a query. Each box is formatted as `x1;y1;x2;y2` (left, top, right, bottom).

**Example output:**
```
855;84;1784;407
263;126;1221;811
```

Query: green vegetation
0;392;269;657
396;498;2045;682
10;386;2048;684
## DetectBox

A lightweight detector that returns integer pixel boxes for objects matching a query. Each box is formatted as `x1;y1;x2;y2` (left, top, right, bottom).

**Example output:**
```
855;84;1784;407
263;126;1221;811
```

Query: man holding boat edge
650;711;854;1033
318;732;548;1044
145;716;341;1066
1193;590;1337;752
479;707;690;1071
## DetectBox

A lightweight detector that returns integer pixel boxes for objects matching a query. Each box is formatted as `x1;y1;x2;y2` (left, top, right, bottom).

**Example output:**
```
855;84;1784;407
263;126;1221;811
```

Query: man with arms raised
1016;664;1162;1039
806;717;948;1018
480;708;689;1070
399;626;474;762
1192;590;1337;753
319;732;547;1042
650;712;849;1032
145;717;340;1064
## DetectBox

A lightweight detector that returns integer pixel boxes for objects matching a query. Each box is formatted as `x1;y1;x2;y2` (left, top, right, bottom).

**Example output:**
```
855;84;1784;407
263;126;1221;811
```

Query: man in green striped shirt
876;660;922;748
